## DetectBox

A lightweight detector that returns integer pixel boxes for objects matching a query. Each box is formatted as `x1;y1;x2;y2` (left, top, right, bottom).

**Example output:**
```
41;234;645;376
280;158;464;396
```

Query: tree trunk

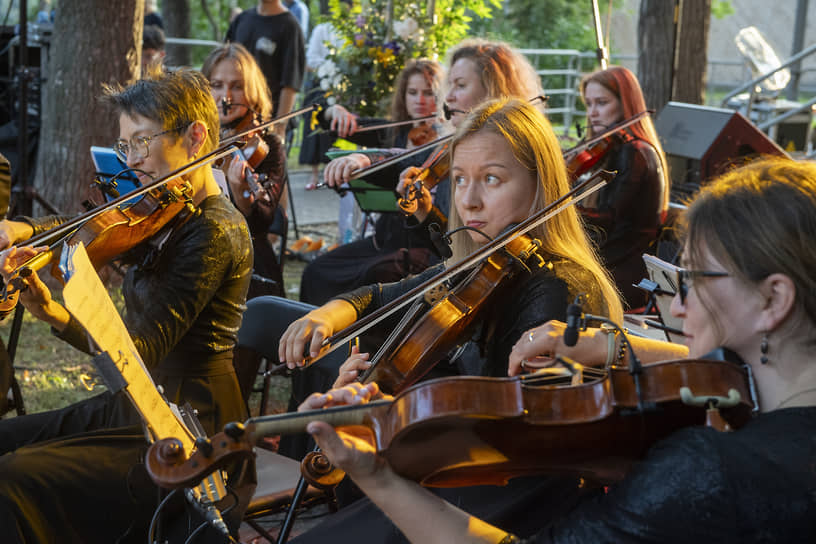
33;0;143;215
673;0;711;104
164;0;192;66
637;0;676;113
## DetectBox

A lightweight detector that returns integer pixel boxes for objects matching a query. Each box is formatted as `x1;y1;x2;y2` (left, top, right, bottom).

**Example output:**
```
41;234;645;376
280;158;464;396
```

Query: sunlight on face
583;81;623;136
445;58;487;127
452;131;537;243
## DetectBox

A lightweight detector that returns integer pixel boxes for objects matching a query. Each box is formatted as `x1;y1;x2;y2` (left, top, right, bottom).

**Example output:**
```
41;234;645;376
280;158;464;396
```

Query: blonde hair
447;98;623;323
447;39;543;102
202;42;274;121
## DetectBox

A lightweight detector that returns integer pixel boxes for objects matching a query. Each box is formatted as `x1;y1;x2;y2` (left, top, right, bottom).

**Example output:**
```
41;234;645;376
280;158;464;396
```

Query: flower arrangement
319;0;499;117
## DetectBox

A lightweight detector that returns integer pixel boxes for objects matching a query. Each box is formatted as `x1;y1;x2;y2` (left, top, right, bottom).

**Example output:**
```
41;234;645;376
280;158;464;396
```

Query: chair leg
277;473;311;544
259;357;271;417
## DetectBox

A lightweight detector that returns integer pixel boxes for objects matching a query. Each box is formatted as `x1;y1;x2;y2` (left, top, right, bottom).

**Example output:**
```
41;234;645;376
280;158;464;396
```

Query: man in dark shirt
226;0;305;142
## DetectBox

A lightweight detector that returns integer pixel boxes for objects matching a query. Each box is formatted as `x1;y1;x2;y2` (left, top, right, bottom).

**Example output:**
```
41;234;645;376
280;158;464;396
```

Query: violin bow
310;113;440;137
563;109;653;160
220;103;319;147
306;169;616;364
7;143;241;263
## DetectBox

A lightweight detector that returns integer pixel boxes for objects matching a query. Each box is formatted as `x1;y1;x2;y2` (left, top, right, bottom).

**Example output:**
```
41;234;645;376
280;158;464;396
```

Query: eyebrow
451;163;510;171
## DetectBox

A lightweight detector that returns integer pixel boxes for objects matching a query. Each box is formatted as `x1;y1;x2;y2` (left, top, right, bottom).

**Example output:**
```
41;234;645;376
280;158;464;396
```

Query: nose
445;87;455;104
458;180;481;210
669;291;685;319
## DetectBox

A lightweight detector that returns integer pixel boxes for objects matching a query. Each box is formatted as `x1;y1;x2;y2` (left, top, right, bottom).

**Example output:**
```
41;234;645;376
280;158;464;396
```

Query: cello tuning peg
194;436;214;457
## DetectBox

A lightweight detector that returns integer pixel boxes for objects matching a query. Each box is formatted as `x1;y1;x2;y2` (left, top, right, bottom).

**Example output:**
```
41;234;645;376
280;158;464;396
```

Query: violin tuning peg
224;421;246;441
194;436;214;457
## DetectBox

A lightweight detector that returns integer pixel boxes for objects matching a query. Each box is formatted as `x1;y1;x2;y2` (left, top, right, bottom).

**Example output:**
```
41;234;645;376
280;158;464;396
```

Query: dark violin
563;110;652;181
145;355;754;490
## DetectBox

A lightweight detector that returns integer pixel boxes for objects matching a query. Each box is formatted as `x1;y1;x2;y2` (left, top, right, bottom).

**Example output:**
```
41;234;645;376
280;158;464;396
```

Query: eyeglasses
675;268;730;304
113;124;189;162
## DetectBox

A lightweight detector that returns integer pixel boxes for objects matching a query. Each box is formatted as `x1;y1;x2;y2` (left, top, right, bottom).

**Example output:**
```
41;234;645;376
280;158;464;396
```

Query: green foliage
317;0;500;117
468;0;604;51
711;0;734;19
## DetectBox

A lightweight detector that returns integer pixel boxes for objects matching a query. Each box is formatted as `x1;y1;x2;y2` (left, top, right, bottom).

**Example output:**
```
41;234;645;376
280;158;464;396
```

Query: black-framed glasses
113;124;189;162
675;268;730;304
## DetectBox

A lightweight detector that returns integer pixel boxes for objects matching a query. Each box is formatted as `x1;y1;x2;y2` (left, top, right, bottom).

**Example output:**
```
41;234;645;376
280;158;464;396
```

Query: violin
563;110;652;181
145;354;754;490
0;144;239;317
397;139;450;215
407;121;438;147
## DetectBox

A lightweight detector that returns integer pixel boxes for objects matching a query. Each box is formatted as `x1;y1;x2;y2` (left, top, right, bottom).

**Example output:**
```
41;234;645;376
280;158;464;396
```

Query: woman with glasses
202;42;289;297
302;156;816;543
0;69;253;542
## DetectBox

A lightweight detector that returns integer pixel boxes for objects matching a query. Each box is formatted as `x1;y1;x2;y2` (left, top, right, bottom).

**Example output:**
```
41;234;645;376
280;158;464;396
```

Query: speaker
654;101;788;189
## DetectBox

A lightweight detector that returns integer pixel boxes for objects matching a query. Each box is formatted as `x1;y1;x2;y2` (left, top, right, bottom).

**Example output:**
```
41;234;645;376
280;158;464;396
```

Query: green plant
318;0;499;117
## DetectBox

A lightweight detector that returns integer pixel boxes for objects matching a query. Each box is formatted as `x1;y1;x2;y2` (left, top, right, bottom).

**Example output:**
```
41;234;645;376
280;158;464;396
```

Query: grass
1;248;322;419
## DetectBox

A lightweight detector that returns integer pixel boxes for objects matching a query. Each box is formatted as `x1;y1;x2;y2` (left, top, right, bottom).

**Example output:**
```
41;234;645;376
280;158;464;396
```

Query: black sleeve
520;428;733;543
334;263;445;318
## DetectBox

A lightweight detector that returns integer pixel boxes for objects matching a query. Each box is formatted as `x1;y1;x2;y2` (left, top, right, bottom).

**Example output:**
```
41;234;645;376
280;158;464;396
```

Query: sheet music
61;242;194;447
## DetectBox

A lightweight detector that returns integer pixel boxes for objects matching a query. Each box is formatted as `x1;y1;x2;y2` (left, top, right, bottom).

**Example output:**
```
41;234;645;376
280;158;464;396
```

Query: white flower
317;59;337;79
393;17;418;41
327;96;337;106
332;74;343;87
320;78;331;90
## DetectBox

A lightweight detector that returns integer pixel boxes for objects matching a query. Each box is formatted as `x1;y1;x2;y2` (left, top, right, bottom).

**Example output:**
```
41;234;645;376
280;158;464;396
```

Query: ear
757;273;797;333
186;121;208;159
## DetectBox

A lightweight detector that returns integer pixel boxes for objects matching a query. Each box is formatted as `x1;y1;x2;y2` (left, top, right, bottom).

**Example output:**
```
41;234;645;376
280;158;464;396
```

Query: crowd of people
0;1;813;543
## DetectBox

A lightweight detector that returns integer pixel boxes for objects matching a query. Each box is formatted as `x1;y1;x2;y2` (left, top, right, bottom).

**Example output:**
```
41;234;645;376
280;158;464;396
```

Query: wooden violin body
145;356;754;490
361;233;547;394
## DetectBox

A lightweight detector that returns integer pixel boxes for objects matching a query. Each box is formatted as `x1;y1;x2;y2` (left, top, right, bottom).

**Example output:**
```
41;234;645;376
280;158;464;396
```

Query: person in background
226;0;305;144
142;24;166;73
283;0;309;40
144;0;164;29
575;65;669;309
203;42;289;298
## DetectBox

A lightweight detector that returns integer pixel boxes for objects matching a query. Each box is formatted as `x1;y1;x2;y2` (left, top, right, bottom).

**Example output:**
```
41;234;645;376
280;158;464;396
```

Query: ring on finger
528;331;535;343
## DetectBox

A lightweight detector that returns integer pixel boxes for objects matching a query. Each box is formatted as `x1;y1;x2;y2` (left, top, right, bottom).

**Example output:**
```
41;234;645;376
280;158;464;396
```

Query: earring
760;333;769;365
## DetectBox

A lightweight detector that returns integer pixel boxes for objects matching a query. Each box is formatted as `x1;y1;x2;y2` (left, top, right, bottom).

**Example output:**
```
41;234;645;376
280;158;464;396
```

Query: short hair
143;24;165;51
447;39;542;102
201;42;274;121
101;69;220;156
684;157;816;339
447;98;623;323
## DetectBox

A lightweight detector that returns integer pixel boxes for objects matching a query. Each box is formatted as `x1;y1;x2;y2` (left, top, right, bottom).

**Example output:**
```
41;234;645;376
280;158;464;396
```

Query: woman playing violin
203;42;288;297
306;156;816;543
576;66;669;308
302;40;543;306
0;69;253;542
298;59;446;306
279;98;623;543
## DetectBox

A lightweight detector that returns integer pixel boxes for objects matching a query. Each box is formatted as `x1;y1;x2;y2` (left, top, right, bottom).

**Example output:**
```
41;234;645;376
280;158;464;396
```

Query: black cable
148;488;181;544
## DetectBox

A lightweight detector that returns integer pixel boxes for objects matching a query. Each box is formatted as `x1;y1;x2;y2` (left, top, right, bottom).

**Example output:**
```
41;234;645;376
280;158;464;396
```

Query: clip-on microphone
563;294;656;413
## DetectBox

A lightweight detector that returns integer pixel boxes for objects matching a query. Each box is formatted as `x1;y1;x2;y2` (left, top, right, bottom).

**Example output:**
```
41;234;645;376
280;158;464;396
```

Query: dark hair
684;157;816;334
143;24;165;51
101;69;220;156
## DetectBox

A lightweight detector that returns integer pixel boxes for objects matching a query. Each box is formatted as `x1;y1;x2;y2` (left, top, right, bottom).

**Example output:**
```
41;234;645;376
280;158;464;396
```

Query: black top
337;257;611;378
579;138;666;307
23;194;253;429
514;407;816;543
226;8;305;113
